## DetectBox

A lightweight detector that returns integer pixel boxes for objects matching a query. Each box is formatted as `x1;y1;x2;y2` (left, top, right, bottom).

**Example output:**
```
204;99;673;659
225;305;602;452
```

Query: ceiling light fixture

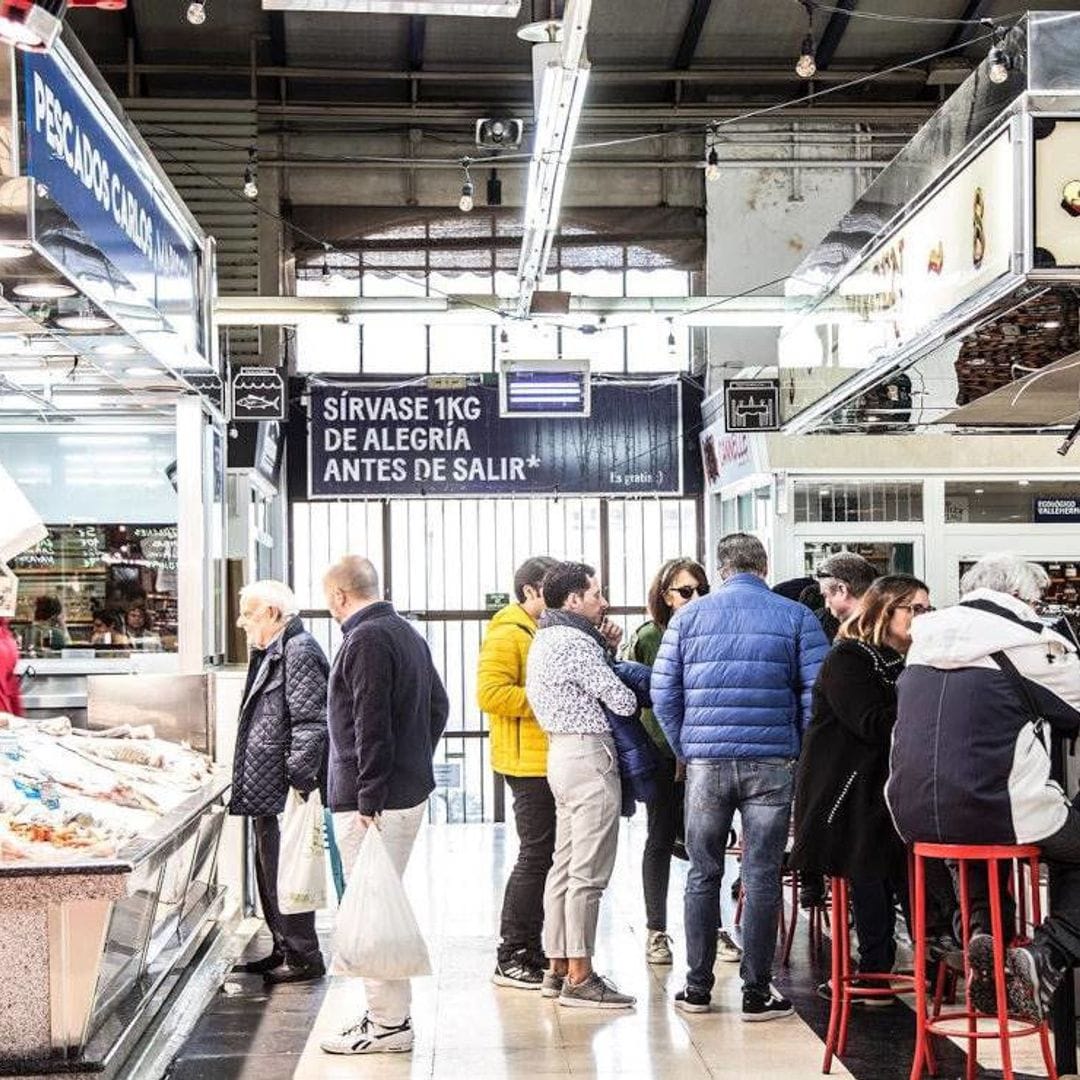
516;0;592;317
795;1;816;79
54;305;113;332
186;0;206;25
124;365;160;378
243;146;258;199
0;243;31;260
984;21;1010;84
705;136;720;183
13;281;77;300
93;342;137;357
458;160;475;213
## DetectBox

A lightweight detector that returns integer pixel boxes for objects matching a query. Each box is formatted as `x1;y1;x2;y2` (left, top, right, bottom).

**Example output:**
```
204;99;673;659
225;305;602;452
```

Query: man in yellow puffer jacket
479;555;558;990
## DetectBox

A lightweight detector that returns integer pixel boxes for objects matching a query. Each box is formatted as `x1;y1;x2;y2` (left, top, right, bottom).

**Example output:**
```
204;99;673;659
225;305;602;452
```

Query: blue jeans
684;758;795;996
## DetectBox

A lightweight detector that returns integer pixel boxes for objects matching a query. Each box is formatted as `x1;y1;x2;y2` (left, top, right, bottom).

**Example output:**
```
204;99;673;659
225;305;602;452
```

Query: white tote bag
331;824;431;979
277;788;328;915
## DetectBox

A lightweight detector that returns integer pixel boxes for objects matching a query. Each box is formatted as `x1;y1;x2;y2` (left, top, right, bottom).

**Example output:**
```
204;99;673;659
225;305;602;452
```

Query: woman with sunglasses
628;558;735;965
789;574;931;1001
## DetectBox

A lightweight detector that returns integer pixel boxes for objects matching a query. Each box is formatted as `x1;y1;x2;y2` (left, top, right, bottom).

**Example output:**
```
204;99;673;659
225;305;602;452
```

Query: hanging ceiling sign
180;370;225;415
21;44;207;364
308;381;684;498
232;367;286;421
724;379;780;432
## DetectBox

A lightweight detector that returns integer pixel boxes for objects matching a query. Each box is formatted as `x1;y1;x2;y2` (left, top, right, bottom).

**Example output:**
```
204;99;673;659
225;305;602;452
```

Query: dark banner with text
307;381;684;497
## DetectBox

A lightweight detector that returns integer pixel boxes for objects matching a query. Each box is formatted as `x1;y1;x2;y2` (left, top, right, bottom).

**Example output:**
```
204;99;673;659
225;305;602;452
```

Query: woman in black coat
790;574;931;990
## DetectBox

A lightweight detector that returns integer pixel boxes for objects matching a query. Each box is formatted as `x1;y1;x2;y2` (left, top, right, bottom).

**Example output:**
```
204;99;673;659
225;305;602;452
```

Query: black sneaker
967;933;999;1016
1006;942;1065;1023
799;875;826;910
493;951;544;990
742;985;794;1022
816;979;897;1007
674;988;711;1014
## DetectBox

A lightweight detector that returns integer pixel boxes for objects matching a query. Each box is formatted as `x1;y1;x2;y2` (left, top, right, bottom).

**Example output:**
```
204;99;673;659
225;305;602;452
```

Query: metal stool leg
910;854;930;1080
823;877;844;1074
958;859;977;1080
781;867;798;966
987;859;1015;1080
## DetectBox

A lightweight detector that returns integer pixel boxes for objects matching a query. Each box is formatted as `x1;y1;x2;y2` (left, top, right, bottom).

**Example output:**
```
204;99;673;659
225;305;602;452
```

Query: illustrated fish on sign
236;394;279;410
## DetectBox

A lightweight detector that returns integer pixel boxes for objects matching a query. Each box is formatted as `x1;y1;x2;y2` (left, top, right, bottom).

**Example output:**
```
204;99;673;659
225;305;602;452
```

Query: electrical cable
135;27;1004;338
802;1;1021;27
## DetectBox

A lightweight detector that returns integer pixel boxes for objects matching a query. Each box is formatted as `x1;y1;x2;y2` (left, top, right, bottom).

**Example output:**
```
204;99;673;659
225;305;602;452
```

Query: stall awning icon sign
232;367;286;421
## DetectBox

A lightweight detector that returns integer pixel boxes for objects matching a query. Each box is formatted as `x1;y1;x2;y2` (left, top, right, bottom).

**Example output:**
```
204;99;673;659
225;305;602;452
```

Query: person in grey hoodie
526;561;638;1010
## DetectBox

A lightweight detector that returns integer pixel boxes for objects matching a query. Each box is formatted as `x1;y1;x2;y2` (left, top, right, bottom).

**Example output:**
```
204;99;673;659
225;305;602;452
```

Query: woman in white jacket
886;553;1080;1024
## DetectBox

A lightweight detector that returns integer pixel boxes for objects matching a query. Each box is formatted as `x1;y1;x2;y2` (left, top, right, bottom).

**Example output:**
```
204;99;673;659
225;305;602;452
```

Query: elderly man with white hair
231;579;329;984
887;552;1080;1024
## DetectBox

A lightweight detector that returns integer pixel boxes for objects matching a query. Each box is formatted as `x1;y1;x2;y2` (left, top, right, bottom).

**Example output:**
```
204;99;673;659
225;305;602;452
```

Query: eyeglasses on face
896;603;934;617
668;584;710;600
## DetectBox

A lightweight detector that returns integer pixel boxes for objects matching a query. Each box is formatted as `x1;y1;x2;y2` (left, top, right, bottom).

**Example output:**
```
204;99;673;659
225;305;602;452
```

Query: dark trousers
850;874;908;974
498;775;556;963
643;757;679;931
962;798;1080;970
251;815;322;966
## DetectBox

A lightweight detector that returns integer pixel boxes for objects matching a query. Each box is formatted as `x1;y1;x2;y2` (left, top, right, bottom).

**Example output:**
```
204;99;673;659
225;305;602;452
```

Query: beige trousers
542;732;621;959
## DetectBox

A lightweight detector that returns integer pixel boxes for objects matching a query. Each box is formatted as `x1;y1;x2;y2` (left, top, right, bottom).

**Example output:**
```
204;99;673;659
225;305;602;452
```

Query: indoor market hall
0;1;1078;1079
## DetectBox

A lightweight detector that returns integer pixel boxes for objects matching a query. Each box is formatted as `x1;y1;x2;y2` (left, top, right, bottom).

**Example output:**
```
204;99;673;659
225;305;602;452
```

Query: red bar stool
822;876;933;1074
909;842;1058;1080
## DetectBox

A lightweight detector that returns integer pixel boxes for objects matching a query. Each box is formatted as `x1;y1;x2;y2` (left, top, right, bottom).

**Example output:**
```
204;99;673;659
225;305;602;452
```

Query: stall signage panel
309;382;682;497
787;129;1014;361
1034;496;1080;523
22;47;200;342
232;367;286;421
724;380;779;432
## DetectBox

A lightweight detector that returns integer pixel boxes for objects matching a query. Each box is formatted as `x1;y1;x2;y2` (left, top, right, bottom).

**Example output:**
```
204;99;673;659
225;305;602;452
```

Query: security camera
475;118;523;149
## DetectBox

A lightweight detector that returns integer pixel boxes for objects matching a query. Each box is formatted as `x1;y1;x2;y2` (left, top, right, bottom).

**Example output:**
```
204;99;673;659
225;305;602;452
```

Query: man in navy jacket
652;533;828;1021
320;555;448;1058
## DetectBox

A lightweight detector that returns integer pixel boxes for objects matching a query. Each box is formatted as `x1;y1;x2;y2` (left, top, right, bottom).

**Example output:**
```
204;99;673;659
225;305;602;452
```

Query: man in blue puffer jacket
652;533;828;1021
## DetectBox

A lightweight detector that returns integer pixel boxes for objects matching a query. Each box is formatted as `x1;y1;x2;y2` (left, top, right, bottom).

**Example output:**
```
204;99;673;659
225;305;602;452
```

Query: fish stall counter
0;715;230;1078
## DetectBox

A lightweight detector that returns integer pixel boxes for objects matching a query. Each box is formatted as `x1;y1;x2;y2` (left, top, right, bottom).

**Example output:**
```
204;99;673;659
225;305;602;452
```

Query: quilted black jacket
229;617;329;817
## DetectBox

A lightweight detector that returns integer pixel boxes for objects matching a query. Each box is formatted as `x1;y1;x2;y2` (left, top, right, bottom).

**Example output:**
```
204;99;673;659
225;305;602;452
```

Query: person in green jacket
629;557;739;966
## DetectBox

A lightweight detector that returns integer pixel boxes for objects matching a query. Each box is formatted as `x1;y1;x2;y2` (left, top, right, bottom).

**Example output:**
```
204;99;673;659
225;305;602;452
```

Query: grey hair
324;555;381;600
960;553;1050;604
716;532;768;581
239;579;300;619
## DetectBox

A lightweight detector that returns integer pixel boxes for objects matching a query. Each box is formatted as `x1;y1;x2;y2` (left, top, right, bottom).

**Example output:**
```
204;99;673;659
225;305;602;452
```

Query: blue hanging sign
22;46;202;356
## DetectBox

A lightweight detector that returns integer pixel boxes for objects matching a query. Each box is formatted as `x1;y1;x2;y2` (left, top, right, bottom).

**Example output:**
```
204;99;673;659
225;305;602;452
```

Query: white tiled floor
292;819;853;1079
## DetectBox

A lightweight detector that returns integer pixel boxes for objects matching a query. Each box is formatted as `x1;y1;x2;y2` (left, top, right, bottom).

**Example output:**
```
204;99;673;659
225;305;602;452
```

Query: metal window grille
292;496;701;823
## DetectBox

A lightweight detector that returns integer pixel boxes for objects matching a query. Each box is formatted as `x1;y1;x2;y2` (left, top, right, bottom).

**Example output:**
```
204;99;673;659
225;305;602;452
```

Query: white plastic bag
277;788;327;915
331;824;431;979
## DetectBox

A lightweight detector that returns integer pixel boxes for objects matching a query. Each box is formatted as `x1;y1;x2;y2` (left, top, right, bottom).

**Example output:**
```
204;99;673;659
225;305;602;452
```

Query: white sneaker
320;1014;414;1055
646;930;674;965
717;929;742;963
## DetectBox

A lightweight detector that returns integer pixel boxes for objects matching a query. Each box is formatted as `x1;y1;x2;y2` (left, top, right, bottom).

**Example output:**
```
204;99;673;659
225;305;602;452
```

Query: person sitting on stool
887;553;1080;1023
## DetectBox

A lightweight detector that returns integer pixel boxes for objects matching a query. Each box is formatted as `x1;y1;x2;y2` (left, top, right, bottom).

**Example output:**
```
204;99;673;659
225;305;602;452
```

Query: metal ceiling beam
673;0;714;70
814;0;856;72
407;16;427;72
268;12;288;68
250;101;935;125
99;61;926;86
946;0;990;50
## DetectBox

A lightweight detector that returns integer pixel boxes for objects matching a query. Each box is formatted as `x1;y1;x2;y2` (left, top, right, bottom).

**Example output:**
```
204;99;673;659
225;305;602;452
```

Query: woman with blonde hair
789;574;931;999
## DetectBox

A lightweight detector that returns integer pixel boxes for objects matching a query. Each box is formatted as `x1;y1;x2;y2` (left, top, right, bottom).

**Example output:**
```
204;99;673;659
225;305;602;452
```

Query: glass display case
10;524;179;657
